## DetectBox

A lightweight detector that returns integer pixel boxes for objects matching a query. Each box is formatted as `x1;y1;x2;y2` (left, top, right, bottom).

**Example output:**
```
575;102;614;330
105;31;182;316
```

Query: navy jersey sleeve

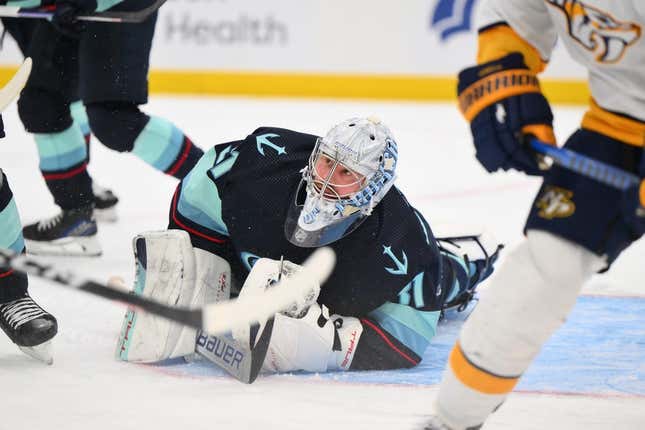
345;200;464;371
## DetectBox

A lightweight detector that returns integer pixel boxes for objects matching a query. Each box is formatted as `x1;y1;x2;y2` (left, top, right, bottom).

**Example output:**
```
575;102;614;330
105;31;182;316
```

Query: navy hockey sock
0;172;28;302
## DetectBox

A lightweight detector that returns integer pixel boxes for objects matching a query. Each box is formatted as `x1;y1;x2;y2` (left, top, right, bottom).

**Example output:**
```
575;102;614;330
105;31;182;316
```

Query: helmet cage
284;135;398;247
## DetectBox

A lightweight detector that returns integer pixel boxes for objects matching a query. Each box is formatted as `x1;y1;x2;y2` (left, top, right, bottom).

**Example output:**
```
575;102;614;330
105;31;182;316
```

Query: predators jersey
478;0;645;145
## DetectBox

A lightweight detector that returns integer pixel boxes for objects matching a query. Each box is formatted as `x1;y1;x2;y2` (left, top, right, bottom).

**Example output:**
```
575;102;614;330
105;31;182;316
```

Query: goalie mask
285;117;398;247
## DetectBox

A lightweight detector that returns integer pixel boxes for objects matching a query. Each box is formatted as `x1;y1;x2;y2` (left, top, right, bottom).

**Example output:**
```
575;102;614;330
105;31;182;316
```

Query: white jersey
479;0;645;122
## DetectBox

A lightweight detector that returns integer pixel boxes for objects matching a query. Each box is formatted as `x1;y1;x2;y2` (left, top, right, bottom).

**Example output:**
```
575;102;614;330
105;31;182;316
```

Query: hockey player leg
115;230;230;362
69;100;120;223
0;170;57;364
17;22;100;256
425;230;605;430
86;102;203;180
80;15;202;180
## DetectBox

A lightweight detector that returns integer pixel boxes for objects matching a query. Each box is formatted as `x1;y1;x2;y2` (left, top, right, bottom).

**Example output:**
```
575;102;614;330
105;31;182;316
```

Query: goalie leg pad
434;230;605;430
116;230;230;362
259;305;364;373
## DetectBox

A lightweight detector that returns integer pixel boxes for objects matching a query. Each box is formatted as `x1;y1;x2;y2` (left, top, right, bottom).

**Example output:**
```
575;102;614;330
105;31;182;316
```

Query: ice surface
1;98;643;429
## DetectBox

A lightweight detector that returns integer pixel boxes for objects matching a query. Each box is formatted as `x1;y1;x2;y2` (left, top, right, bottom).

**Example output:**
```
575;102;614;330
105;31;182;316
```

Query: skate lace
0;298;47;329
37;212;63;231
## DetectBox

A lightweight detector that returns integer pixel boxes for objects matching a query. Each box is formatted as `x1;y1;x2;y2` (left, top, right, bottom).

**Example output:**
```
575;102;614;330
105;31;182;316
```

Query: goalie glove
232;257;363;373
458;53;556;175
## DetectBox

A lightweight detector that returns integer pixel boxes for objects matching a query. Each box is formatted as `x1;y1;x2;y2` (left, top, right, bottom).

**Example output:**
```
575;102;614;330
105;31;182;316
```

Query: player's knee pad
85;102;149;152
115;230;231;363
458;230;606;375
17;87;72;133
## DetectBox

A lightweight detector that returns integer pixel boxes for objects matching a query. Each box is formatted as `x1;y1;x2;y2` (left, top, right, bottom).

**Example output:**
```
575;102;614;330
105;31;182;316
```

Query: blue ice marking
151;296;645;397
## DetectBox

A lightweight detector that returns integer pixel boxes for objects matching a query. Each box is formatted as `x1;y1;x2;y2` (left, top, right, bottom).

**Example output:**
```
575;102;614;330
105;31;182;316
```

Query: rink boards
152;295;645;397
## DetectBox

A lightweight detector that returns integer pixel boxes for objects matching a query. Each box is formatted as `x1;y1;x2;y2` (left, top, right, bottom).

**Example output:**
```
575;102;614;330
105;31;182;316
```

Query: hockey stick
0;247;336;335
530;139;641;190
0;0;166;23
0;57;31;111
195;321;273;384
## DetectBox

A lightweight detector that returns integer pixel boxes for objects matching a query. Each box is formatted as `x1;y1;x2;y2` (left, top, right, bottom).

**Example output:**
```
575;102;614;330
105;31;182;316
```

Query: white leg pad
435;230;606;429
115;230;231;362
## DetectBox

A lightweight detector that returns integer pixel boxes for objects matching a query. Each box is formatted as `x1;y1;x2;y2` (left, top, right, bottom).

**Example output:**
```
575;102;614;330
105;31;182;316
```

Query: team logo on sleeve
535;185;576;219
547;0;641;63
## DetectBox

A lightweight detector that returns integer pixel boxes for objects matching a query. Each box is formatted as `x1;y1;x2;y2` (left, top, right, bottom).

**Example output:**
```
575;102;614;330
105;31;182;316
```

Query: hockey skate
0;293;57;364
23;204;101;257
92;182;119;223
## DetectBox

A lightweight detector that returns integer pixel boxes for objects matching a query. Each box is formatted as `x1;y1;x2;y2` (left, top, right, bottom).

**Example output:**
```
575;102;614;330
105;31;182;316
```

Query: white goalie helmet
285;117;398;247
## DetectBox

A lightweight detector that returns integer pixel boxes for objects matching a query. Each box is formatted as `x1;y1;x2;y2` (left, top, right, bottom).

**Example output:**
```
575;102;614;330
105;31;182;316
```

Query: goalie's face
312;153;366;199
284;117;398;248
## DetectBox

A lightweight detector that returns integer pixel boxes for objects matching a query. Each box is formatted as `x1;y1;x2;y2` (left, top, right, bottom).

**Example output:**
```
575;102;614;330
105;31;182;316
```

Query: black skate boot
23;204;101;256
0;293;57;364
92;182;119;223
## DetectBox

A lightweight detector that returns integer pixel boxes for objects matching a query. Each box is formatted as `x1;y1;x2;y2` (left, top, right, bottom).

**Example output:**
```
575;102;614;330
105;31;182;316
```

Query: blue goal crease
153;296;645;396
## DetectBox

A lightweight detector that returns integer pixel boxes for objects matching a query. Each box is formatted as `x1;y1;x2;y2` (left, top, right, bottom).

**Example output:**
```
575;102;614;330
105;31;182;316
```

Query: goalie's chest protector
214;127;443;316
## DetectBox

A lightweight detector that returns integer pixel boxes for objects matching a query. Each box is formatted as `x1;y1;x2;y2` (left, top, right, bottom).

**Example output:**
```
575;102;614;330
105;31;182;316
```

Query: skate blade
19;341;53;365
25;236;102;257
94;207;118;223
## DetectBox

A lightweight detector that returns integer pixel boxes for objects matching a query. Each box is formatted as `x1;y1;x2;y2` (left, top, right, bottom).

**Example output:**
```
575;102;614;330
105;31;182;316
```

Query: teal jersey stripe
96;0;124;12
132;116;184;172
369;302;440;357
0;198;24;252
70;101;91;136
177;148;229;235
35;126;87;171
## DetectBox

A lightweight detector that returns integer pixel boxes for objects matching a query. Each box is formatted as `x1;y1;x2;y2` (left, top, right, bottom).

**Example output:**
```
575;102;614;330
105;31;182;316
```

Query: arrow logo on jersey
256;133;286;156
383;245;408;276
